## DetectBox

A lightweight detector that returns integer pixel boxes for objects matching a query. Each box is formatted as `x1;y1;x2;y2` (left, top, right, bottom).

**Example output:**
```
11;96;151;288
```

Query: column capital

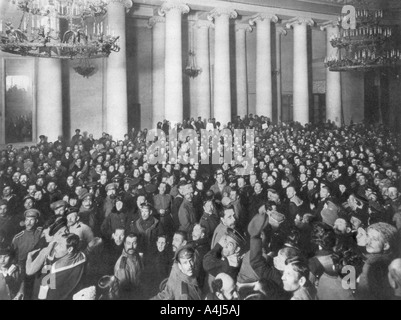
285;17;314;29
106;0;133;9
235;21;253;33
249;13;278;27
207;8;238;21
196;19;214;29
158;1;190;16
319;20;340;31
148;16;166;28
276;26;288;36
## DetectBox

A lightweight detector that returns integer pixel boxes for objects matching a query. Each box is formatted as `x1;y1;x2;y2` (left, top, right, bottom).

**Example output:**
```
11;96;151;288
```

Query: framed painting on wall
2;58;35;144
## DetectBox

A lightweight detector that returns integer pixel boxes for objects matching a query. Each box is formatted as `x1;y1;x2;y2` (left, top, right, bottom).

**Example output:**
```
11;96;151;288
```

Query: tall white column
286;17;314;125
106;0;132;140
159;1;190;125
195;20;213;120
235;22;252;118
208;8;238;126
321;21;342;127
37;59;63;142
249;14;278;120
149;16;166;128
276;26;287;124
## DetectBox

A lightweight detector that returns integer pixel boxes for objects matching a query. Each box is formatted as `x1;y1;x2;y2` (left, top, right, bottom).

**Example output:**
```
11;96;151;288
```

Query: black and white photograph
0;0;401;302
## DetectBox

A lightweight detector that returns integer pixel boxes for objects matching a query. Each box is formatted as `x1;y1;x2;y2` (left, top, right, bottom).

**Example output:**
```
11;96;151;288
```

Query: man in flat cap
152;245;202;300
50;200;67;219
66;207;94;251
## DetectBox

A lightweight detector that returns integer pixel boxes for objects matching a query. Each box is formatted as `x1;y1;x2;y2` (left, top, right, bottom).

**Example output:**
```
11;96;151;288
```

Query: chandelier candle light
324;5;400;72
0;0;120;59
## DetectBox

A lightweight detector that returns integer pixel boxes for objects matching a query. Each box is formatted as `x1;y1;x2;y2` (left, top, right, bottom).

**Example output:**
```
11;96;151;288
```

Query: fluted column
106;0;132;139
37;59;63;142
276;26;287;124
159;1;190;125
195;20;213;120
249;13;278;120
235;22;252;117
149;16;166;128
286;17;314;125
321;21;342;127
208;8;238;126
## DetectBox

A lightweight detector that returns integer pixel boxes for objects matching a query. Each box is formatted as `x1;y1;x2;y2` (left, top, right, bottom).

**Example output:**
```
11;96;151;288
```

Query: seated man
114;233;143;300
152;245;202;300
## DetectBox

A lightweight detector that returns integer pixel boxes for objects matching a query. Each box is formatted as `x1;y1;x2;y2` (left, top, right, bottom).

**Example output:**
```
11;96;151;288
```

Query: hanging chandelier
184;22;202;78
0;0;120;59
325;1;400;72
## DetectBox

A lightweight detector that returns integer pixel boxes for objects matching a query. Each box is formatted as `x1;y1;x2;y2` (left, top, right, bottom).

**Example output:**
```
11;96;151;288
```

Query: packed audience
0;114;401;300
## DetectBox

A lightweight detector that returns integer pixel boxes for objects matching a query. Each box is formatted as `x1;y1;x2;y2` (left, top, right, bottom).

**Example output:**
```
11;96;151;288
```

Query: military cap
174;245;195;262
226;228;247;248
105;183;117;192
123;178;134;187
50;200;67;211
65;206;79;217
24;209;40;219
77;188;92;201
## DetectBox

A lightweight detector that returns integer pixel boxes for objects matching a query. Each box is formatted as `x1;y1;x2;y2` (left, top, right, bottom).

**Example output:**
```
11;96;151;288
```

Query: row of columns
36;0;343;142
149;3;343;128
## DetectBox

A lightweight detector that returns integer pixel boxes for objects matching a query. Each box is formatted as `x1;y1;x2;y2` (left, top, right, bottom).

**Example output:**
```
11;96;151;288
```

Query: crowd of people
0;114;401;300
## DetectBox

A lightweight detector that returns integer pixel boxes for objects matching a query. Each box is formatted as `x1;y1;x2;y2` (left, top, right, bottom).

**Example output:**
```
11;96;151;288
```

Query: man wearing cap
11;209;42;299
203;228;246;294
50;200;68;219
178;183;197;235
101;183;117;224
152;245;202;300
66;207;94;251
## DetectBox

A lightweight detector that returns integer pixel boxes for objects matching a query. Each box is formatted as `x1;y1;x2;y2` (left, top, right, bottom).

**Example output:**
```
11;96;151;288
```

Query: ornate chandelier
184;22;202;78
325;3;400;72
0;0;120;59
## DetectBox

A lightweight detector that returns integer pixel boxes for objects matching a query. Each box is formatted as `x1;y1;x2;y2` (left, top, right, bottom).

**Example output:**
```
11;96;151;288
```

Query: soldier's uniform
151;246;202;300
11;209;43;271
